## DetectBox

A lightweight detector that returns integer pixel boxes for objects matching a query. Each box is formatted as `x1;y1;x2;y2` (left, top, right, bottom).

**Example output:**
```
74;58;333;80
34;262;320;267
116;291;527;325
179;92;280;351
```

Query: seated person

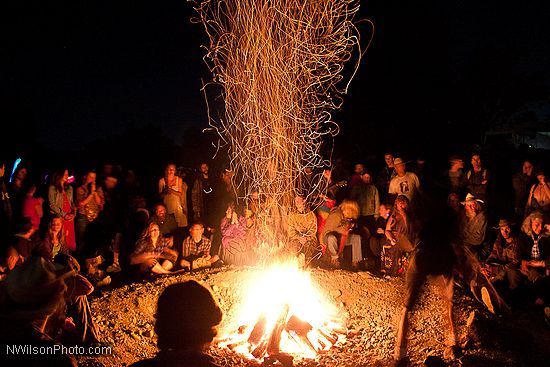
129;280;223;367
151;202;177;238
35;215;70;261
288;195;319;266
46;253;100;345
458;193;488;259
0;256;78;366
369;203;392;272
519;211;550;306
129;221;178;276
481;219;523;304
383;195;414;275
11;217;38;262
220;202;253;267
180;222;220;270
320;199;361;268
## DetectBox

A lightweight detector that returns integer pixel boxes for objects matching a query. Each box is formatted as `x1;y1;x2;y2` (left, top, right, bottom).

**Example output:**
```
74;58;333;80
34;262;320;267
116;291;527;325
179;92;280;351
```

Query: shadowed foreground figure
130;280;223;367
394;192;462;364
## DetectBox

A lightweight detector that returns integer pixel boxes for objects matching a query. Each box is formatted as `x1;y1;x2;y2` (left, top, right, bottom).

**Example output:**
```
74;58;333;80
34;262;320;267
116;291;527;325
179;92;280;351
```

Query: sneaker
106;263;121;273
481;287;495;314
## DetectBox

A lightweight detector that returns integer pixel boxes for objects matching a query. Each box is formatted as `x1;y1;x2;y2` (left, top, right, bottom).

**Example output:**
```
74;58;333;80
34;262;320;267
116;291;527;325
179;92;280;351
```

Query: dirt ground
78;265;550;367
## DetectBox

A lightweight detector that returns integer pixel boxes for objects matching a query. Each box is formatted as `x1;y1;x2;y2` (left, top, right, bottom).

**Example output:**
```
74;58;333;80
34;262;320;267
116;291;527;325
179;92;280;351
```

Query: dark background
1;0;549;185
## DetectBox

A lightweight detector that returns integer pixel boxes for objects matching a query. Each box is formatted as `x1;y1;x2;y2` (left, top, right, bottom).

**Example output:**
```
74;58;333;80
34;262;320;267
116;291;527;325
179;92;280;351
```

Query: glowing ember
219;260;346;361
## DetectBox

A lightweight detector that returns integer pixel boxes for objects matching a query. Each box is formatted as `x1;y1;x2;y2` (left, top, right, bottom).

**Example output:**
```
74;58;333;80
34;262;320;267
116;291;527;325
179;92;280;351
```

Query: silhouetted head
155;281;223;351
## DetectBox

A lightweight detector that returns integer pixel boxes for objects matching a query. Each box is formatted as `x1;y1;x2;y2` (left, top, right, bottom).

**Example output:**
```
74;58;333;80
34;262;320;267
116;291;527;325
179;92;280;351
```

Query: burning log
267;304;290;355
248;314;267;346
285;315;317;353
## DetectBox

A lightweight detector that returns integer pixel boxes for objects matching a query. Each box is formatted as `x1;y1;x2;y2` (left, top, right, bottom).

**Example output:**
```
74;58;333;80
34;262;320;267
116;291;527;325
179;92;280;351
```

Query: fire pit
218;261;346;365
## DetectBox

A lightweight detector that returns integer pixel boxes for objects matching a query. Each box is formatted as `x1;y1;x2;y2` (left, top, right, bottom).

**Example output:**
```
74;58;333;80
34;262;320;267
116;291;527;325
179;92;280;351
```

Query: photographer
75;170;104;260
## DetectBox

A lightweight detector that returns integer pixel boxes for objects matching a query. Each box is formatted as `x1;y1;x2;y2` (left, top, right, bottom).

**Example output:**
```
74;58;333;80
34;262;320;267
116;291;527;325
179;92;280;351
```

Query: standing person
159;163;188;230
191;162;218;230
348;163;365;191
464;153;490;203
75;170;105;258
525;167;550;221
21;182;44;231
394;193;461;365
376;152;396;203
48;169;76;252
512;160;535;219
444;155;465;195
388;158;421;204
129;280;223;367
8;165;28;222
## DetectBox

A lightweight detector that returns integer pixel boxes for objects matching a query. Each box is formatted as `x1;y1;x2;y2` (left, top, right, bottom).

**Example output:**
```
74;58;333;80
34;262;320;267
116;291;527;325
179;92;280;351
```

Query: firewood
267;304;290;355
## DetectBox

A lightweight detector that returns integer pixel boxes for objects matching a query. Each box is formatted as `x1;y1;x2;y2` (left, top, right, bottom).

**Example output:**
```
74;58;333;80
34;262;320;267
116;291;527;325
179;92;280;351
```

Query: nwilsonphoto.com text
5;344;112;356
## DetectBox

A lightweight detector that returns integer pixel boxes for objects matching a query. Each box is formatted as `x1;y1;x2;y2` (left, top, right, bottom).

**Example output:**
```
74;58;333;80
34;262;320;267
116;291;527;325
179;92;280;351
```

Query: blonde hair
521;211;544;236
339;199;360;220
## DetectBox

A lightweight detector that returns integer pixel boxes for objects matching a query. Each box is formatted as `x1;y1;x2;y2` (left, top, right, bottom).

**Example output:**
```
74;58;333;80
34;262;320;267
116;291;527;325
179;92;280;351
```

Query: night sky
2;0;550;166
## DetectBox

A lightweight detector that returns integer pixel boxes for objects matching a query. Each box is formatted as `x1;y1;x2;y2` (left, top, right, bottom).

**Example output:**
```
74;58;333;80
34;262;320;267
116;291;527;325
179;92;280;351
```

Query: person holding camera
75;170;104;259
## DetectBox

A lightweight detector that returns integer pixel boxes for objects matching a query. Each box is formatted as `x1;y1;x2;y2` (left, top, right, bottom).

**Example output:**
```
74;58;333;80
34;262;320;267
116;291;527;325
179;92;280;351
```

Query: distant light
9;158;22;183
67;175;75;184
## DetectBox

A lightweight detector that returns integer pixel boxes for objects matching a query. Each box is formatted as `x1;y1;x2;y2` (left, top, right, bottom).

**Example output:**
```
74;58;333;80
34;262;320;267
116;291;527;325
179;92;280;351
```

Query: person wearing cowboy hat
0;256;78;366
481;219;524;306
388;157;420;204
459;193;488;259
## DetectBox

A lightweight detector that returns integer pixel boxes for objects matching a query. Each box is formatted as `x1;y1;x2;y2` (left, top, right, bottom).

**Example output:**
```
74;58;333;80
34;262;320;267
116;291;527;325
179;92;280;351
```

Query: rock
331;289;342;298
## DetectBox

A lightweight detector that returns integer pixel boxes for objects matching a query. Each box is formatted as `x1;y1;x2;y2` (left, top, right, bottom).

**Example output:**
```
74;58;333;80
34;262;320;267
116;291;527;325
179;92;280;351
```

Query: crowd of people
0;149;549;365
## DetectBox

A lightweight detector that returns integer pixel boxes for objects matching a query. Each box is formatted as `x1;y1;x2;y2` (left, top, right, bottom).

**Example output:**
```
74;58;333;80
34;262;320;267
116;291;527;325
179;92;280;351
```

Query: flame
219;259;346;360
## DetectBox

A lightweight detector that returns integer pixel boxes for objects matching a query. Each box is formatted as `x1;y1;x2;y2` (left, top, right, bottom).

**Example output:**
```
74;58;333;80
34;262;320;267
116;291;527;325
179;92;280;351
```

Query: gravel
78;266;550;367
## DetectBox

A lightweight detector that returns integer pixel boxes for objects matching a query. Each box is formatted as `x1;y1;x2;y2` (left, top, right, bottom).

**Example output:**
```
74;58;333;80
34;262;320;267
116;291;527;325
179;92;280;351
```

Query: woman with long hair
159;163;188;229
130;221;179;276
38;216;70;261
48;169;76;251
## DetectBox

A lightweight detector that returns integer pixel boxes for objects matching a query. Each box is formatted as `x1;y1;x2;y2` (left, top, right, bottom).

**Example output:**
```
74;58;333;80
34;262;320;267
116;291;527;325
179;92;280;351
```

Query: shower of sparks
193;0;368;256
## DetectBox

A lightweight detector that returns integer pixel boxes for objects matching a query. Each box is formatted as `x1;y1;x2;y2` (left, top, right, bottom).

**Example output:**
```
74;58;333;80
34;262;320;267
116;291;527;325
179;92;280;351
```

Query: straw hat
461;193;484;205
393;157;405;166
1;256;75;319
493;219;515;229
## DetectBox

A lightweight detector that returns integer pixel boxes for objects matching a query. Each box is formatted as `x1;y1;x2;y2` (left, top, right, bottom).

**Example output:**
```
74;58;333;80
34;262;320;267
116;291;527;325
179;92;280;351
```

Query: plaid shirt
181;235;211;258
132;238;171;259
531;233;541;260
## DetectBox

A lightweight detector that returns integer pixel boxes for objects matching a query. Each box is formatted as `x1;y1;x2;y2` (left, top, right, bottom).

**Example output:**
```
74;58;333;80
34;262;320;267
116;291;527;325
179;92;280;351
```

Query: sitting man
180;222;221;271
287;195;318;266
481;219;523;305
